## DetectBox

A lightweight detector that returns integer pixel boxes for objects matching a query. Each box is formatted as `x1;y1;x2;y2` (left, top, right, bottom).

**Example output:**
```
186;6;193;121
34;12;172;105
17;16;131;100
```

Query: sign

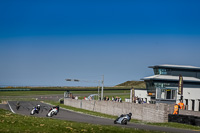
178;75;183;95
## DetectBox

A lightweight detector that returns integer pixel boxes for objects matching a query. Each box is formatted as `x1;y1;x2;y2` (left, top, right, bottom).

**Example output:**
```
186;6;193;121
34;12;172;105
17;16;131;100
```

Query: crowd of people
103;96;122;102
134;97;146;104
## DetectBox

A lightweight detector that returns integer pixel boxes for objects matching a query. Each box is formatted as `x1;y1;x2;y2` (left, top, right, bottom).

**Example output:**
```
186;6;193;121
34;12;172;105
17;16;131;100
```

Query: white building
140;64;200;112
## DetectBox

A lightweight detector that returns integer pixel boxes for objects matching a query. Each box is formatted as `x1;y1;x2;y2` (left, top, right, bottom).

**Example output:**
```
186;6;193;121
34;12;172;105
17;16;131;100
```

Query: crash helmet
37;105;40;107
129;113;132;116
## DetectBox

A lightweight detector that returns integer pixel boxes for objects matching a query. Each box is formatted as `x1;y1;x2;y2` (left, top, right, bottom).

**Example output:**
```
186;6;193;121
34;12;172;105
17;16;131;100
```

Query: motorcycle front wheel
121;119;127;125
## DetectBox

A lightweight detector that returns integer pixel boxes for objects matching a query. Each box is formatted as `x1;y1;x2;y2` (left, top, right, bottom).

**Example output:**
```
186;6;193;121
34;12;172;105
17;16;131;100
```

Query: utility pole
101;75;104;101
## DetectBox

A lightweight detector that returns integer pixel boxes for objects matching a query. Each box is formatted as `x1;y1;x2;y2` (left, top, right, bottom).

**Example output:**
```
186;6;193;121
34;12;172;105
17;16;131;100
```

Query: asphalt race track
1;101;200;133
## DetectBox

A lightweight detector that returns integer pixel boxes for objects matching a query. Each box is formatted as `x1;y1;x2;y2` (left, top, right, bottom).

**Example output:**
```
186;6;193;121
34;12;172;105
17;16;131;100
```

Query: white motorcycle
30;107;38;115
30;105;40;115
46;106;59;117
114;113;132;125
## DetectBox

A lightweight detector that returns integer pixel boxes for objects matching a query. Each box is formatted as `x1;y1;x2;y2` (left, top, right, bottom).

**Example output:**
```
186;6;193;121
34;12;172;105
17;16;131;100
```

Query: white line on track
7;101;15;114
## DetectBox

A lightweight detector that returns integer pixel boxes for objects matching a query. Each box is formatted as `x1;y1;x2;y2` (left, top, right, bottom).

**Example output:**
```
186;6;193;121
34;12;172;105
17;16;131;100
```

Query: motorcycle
30;105;40;115
16;101;20;110
114;113;132;125
30;107;39;115
46;106;59;117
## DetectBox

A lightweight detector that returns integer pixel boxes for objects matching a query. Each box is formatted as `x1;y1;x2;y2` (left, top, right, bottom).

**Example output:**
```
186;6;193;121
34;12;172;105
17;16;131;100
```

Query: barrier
168;114;200;126
64;98;174;123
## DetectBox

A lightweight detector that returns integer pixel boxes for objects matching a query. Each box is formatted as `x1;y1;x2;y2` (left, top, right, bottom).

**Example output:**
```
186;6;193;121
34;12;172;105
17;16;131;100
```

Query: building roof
141;75;200;83
149;64;200;71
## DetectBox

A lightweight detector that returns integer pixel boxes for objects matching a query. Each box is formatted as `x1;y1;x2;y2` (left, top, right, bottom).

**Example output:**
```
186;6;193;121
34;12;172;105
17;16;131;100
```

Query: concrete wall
64;98;174;123
179;109;200;117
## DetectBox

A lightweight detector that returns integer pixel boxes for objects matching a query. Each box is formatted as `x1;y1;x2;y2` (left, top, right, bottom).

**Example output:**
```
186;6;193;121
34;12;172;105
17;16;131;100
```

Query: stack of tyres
195;119;200;126
187;116;195;125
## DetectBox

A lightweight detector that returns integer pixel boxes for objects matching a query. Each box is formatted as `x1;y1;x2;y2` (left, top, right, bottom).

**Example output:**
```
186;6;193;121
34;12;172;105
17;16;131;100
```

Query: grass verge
0;109;160;133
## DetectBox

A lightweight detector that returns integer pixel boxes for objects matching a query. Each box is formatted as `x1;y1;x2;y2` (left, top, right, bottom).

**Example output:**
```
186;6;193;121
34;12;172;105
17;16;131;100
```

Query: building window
146;81;155;90
199;100;200;111
192;100;195;111
156;88;176;100
185;99;188;110
154;83;170;88
154;68;168;75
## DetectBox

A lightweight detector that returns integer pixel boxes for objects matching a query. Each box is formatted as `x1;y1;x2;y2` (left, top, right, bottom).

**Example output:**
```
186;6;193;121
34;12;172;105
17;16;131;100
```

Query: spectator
107;97;110;101
103;96;106;101
112;96;115;101
119;97;122;102
75;96;78;100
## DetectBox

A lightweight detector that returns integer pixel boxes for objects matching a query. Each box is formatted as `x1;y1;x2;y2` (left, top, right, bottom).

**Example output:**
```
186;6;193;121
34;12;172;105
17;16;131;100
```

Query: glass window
156;88;176;100
154;68;159;75
159;69;167;75
154;68;167;75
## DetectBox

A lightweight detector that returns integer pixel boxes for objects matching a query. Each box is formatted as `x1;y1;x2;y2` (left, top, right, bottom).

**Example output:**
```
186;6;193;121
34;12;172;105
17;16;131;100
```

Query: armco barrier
64;98;174;123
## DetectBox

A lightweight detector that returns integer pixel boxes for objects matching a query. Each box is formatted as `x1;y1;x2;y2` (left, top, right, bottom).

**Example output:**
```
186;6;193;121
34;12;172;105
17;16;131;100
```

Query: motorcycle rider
49;105;59;112
120;113;132;118
128;113;132;118
114;113;132;124
53;105;59;114
36;104;40;113
47;105;59;117
16;101;20;110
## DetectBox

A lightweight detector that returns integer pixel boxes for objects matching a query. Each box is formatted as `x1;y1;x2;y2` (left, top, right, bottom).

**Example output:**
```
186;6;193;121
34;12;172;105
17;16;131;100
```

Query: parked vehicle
84;94;99;100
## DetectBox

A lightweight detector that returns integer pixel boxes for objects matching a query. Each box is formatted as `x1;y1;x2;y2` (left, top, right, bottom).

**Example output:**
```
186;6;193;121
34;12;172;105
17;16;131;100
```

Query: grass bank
0;109;159;133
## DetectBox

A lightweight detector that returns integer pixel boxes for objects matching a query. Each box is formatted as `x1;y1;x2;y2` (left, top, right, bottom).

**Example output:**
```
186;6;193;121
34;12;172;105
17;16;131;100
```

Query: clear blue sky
0;0;200;86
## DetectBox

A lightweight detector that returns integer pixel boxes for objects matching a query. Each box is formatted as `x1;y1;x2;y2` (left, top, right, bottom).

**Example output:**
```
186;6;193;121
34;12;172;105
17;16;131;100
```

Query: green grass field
0;86;132;90
0;109;160;133
0;90;130;101
0;91;65;96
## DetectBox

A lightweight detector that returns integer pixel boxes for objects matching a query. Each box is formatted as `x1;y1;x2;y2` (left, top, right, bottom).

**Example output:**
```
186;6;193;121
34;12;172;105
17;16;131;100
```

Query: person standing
178;100;185;110
173;104;179;115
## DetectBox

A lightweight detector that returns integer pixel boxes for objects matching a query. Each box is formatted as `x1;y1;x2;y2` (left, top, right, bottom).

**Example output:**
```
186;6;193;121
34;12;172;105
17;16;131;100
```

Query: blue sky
0;0;200;86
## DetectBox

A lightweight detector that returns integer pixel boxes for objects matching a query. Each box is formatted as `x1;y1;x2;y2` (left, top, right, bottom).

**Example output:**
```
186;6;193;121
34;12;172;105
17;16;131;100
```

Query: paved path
1;101;200;133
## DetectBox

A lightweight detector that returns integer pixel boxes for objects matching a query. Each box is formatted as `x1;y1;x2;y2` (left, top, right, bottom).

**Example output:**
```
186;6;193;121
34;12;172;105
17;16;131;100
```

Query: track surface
1;101;199;133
